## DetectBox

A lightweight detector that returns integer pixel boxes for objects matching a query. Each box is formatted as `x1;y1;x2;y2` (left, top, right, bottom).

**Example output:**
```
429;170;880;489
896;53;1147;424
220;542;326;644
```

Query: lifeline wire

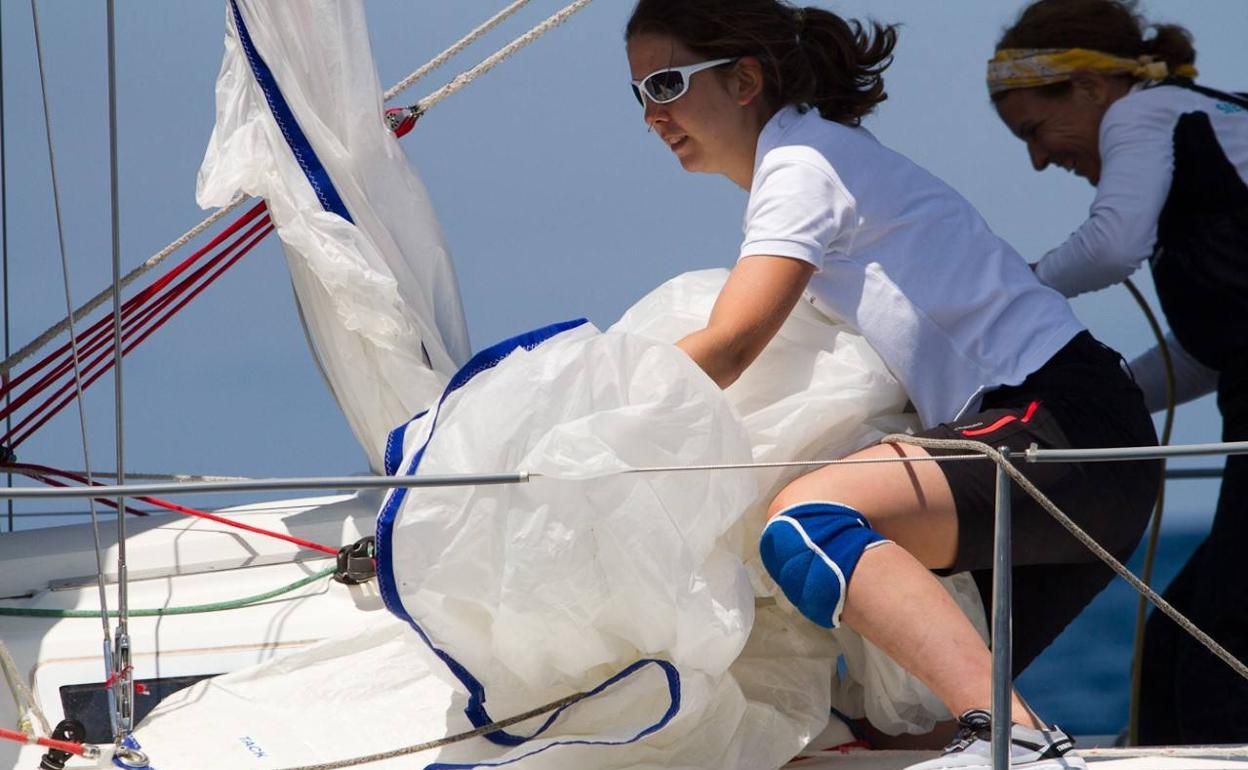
886;433;1248;684
230;442;1247;770
29;0;115;654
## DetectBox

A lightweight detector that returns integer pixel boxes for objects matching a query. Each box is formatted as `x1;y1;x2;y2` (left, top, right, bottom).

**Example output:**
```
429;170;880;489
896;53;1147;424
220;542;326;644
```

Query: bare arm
677;255;815;388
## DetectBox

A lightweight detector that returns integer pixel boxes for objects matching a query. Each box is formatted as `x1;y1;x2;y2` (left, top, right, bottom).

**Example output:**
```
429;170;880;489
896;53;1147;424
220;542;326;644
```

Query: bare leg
769;441;1042;729
842;543;1037;726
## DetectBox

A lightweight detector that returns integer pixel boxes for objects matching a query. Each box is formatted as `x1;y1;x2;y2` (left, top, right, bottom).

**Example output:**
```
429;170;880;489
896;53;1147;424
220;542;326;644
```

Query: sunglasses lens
644;71;687;104
631;83;645;107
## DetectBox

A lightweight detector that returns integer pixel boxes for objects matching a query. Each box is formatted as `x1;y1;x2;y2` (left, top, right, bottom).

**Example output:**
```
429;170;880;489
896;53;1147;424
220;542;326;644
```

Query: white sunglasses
630;58;737;107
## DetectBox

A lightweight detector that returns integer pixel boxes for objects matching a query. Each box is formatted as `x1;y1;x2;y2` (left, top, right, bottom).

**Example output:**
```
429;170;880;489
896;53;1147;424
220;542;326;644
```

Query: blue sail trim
424;659;682;770
384;410;427;477
374;319;684;762
227;0;354;223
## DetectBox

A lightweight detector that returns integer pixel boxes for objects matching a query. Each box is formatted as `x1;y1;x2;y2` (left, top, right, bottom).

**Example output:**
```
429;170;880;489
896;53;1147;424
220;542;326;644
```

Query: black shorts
925;331;1161;672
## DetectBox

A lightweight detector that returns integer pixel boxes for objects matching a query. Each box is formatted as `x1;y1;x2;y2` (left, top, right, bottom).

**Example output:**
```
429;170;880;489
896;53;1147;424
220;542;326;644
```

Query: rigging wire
28;0;115;663
0;0;12;533
105;0;136;745
888;434;1248;685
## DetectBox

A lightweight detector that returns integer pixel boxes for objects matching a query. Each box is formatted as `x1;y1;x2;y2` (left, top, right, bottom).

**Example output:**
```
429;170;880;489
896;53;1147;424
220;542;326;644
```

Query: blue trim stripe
228;0;354;223
374;319;684;763
384;410;427;477
425;659;681;770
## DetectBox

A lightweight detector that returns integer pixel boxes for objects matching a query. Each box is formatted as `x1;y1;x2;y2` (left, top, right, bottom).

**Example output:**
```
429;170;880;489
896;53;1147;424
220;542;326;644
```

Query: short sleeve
740;150;855;269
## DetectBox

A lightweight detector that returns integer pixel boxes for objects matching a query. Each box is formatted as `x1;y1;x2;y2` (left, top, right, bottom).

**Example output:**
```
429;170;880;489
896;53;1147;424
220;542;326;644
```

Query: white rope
407;0;596;117
885;434;1248;684
383;0;534;102
0;639;50;737
0;195;246;376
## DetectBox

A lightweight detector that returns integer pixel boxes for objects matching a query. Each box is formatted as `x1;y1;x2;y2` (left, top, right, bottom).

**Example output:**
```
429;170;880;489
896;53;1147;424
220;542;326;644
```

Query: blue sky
1;0;1241;529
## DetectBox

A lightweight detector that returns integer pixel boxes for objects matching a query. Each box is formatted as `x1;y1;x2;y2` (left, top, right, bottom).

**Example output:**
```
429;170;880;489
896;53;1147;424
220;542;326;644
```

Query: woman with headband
626;0;1160;766
990;0;1248;745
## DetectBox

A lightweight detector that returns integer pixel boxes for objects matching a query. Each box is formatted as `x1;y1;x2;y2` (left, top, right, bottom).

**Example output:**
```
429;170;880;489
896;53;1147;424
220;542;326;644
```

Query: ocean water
1016;525;1206;736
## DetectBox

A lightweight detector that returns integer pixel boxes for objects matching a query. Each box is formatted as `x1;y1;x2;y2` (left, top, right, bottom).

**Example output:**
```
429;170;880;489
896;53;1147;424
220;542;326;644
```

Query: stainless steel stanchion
991;446;1013;770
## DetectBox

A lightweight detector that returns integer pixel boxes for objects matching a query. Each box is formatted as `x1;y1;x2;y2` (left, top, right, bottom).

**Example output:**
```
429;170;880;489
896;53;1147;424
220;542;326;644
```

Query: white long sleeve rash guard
1035;83;1248;409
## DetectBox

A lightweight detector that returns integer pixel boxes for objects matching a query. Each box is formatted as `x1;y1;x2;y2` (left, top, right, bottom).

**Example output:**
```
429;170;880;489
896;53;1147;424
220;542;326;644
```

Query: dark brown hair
626;0;897;127
994;0;1195;99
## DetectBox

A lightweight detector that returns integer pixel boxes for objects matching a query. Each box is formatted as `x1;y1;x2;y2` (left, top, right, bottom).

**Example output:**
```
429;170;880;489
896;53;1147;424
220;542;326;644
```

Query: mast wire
1;0;12;533
28;0;115;679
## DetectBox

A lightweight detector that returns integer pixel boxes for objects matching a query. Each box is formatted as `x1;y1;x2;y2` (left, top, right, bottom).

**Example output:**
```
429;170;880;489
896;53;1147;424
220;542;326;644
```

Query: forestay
131;3;989;768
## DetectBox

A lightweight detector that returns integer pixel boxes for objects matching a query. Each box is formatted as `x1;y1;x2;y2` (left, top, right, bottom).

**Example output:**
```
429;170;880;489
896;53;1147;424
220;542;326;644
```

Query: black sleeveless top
1151;80;1248;375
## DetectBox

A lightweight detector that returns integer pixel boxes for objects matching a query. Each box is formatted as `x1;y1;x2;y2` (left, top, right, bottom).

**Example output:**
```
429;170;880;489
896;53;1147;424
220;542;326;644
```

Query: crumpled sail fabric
376;270;989;768
197;0;470;472
133;272;987;769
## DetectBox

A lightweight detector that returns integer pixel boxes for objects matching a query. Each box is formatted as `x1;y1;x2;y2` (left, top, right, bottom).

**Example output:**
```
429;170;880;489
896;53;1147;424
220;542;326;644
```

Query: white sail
197;0;471;472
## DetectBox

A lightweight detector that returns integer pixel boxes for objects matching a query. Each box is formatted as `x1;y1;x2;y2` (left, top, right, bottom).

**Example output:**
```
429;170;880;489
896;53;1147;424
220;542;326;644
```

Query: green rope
0;566;335;619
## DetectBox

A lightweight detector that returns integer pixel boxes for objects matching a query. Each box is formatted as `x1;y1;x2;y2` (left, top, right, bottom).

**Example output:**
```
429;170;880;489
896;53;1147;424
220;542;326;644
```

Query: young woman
626;0;1160;767
989;0;1248;746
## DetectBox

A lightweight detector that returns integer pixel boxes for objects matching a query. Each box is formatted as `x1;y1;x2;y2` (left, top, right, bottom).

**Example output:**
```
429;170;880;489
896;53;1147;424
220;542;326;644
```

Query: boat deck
789;747;1248;768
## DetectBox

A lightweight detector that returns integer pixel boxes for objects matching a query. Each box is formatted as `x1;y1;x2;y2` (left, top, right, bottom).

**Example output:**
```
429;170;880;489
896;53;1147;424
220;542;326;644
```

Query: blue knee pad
760;502;889;629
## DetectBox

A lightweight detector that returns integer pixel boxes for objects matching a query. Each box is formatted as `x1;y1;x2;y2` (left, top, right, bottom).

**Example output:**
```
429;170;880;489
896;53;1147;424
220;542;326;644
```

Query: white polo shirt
741;105;1084;427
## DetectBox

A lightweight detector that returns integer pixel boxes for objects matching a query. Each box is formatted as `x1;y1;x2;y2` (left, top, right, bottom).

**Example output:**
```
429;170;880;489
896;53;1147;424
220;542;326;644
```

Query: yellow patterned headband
987;47;1197;95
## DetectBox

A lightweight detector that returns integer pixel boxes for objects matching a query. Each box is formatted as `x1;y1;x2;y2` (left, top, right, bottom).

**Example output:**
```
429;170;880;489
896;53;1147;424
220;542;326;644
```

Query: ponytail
626;0;898;126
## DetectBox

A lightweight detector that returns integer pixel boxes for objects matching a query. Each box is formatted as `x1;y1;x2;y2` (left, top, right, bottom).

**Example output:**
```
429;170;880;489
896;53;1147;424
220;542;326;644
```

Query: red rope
0;207;270;427
0;726;92;758
7;462;338;555
0;201;269;404
0;112;419;450
103;665;149;695
3;219;273;448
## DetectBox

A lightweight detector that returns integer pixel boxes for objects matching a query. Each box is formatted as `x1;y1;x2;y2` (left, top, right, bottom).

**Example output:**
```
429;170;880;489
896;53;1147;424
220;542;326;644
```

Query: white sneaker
905;709;1087;769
